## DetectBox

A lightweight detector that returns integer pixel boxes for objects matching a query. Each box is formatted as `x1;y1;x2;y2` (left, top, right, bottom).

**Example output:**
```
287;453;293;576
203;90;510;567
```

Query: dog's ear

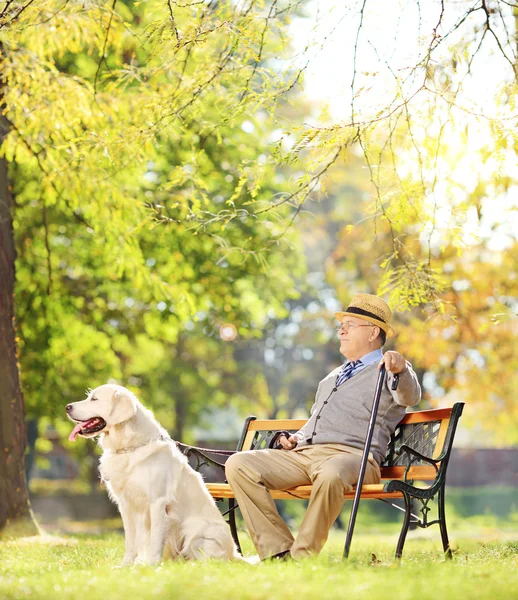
110;388;137;424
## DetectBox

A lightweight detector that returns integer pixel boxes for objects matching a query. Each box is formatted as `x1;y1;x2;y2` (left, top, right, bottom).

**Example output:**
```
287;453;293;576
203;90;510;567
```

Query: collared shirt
337;348;383;382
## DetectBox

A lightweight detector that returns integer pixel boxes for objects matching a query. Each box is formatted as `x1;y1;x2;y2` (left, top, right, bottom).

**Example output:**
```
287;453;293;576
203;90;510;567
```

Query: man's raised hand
378;351;407;374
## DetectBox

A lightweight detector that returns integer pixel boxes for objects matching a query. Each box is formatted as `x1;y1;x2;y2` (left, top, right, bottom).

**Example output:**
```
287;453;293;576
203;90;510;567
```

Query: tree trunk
0;151;39;537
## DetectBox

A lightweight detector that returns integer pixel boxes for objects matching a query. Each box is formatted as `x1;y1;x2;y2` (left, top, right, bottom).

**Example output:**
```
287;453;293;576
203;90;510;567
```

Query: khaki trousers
225;444;381;560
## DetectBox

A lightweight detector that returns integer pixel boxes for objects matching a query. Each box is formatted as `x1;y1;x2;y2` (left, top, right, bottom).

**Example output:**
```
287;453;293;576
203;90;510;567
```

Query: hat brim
334;311;395;338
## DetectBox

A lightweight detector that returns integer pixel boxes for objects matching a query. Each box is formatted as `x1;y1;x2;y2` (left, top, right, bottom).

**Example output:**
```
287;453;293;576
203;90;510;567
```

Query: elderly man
225;293;421;561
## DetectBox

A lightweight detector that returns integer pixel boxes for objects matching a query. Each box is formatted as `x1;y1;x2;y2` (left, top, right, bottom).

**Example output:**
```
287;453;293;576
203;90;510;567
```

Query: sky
287;0;518;253
289;0;513;120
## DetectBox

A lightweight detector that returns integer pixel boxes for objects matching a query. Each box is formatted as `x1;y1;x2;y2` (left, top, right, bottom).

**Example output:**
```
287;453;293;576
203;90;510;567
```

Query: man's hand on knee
278;435;298;450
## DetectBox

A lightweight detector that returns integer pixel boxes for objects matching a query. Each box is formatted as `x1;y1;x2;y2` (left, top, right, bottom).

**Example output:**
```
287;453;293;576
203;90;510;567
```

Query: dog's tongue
69;423;84;442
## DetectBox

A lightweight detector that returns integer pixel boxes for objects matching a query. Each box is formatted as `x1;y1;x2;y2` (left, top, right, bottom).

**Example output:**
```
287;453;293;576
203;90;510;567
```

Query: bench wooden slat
247;419;307;431
206;483;404;500
433;418;449;460
380;465;437;479
242;430;259;451
247;408;453;433
398;407;452;425
205;466;435;501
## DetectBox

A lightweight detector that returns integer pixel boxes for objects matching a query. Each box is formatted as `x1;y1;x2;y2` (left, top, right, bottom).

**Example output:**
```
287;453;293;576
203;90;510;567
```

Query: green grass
1;529;517;600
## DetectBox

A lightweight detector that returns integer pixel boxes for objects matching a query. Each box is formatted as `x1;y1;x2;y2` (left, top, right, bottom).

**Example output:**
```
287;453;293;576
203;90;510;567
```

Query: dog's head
66;384;138;442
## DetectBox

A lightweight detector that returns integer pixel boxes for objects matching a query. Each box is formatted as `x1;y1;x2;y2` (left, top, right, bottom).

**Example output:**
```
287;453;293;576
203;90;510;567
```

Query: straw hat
334;293;395;338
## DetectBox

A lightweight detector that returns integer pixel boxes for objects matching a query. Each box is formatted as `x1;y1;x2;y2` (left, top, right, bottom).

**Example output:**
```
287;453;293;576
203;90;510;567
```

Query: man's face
338;316;377;360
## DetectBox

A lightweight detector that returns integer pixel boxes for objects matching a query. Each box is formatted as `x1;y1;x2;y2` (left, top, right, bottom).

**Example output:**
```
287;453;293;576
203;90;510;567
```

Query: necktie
336;360;362;387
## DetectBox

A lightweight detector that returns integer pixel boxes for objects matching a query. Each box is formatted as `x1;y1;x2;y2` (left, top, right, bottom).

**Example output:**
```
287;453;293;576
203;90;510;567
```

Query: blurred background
25;152;518;539
1;0;516;541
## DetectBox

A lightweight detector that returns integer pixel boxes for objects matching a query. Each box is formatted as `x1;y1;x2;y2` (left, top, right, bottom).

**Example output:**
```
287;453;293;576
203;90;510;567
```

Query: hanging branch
94;0;118;97
239;0;278;102
167;0;181;46
0;0;36;29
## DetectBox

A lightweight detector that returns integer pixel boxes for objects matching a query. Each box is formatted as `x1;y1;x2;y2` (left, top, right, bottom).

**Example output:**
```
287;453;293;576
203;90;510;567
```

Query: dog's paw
115;557;136;568
241;554;261;565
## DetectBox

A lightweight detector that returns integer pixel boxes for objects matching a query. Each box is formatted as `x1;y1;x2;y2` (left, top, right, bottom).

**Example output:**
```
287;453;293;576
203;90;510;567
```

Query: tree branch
94;0;118;98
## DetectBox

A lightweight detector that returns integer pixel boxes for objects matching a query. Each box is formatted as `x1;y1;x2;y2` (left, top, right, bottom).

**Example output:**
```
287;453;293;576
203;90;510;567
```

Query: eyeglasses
336;322;374;334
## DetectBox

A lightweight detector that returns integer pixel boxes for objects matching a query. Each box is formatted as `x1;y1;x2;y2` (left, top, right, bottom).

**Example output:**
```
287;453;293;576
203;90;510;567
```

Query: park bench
178;402;464;560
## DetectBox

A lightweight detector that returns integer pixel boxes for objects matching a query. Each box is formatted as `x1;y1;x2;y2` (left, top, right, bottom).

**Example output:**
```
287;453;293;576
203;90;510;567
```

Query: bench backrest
237;403;464;482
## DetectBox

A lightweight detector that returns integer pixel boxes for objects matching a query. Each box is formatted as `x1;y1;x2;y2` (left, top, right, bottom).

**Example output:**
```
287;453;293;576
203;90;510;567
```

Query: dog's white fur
67;384;242;566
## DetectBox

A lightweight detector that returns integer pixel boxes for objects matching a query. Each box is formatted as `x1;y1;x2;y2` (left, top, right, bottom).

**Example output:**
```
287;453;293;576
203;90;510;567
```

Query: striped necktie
336;360;362;387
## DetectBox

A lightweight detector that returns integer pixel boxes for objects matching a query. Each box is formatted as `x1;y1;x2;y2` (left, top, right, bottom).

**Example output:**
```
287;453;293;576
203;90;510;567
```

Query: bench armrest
397;444;439;485
398;444;439;467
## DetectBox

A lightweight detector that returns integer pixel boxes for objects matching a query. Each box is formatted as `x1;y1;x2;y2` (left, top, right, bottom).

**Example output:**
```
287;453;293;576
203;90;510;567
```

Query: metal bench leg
438;486;452;559
395;492;412;559
227;498;242;554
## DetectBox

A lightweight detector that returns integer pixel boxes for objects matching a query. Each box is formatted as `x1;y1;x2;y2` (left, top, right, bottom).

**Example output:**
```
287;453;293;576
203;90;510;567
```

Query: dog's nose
66;404;73;413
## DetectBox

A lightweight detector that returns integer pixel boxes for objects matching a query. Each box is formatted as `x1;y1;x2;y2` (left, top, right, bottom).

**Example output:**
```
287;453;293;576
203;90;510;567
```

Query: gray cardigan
294;362;421;465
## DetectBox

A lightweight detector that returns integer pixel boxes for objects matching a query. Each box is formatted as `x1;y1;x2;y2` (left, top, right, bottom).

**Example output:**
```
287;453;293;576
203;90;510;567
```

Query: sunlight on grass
1;530;517;600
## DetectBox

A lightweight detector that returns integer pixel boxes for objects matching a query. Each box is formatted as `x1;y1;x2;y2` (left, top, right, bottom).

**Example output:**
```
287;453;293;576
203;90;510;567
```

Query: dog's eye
91;397;98;402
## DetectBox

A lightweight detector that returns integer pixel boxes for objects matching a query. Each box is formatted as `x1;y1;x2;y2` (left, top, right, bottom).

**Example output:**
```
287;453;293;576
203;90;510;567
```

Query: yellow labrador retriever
66;384;242;565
